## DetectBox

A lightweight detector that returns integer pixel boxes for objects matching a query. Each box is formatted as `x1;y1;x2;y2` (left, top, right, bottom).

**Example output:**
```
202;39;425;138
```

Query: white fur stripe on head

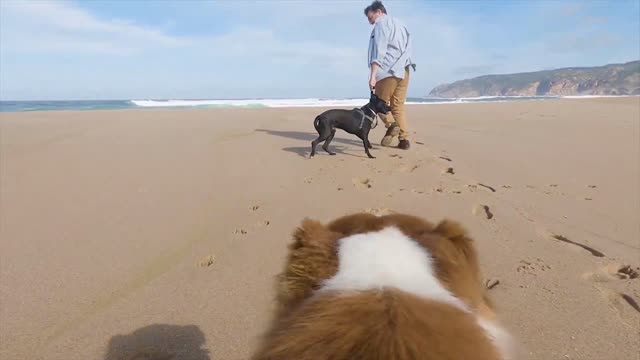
320;226;468;312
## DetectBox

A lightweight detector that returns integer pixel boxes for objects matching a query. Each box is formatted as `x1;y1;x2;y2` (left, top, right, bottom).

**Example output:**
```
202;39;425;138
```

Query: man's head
364;0;387;25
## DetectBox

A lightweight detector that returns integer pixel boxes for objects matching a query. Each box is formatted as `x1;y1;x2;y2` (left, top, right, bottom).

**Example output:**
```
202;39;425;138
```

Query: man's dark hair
364;1;387;15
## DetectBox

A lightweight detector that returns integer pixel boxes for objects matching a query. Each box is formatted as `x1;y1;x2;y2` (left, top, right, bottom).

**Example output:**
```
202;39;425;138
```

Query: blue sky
1;0;638;100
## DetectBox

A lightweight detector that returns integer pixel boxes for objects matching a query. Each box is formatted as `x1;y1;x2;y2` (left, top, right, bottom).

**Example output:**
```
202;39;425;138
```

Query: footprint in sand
473;204;494;219
389;154;403;159
545;232;605;257
587;185;598;189
353;177;373;189
443;167;455;175
400;163;419;172
256;220;271;227
234;228;248;235
197;254;215;267
304;177;313;184
582;264;640;282
502;185;512;189
250;205;260;211
516;258;551;276
439;156;452;162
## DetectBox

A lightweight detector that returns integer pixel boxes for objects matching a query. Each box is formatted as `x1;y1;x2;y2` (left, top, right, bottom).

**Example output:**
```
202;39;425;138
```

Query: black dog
310;93;391;159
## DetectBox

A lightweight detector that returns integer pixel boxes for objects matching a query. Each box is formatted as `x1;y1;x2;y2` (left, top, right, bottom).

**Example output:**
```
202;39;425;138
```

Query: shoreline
1;95;638;113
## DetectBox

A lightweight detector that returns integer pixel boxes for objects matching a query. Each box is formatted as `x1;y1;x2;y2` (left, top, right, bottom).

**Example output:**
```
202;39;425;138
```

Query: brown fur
253;290;501;360
274;219;341;317
254;212;504;360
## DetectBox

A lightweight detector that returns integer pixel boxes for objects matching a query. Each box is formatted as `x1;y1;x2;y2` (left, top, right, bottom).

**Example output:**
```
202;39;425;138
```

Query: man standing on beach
365;0;415;150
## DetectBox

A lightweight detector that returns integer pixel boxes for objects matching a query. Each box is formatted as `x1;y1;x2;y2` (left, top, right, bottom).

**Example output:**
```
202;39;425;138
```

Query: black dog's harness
354;106;379;130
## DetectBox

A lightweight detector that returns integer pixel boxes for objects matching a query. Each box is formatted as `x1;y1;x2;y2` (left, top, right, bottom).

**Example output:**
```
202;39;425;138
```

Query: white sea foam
130;98;372;108
129;98;448;108
561;95;637;99
129;95;638;109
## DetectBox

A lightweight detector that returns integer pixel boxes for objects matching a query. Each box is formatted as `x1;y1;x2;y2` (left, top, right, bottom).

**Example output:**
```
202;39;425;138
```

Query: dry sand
1;97;639;360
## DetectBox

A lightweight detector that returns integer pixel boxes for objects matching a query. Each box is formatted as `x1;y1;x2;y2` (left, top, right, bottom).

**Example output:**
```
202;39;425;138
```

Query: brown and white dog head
253;212;514;360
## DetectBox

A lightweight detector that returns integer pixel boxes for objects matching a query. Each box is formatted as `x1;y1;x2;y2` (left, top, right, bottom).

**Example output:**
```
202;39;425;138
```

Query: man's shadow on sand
104;324;210;360
255;129;374;158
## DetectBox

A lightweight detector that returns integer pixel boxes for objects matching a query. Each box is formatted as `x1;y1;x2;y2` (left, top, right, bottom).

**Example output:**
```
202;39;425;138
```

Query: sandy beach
1;97;639;360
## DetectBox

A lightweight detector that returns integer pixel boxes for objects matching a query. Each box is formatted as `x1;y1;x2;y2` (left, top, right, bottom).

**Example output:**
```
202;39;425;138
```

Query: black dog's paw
368;155;376;159
329;153;337;156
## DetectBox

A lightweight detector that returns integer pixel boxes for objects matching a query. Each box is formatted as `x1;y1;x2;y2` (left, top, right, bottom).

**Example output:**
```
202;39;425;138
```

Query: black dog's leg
364;138;375;158
356;132;375;159
311;136;323;157
362;129;375;158
366;129;373;148
322;130;337;155
311;129;331;158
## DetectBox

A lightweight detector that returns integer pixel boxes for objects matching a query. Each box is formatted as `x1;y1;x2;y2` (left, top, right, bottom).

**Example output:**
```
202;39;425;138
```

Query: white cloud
0;0;188;55
0;0;361;68
197;27;361;72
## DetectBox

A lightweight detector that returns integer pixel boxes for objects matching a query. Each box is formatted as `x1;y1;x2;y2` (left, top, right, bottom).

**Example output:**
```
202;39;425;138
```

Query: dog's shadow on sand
104;324;210;360
256;129;371;158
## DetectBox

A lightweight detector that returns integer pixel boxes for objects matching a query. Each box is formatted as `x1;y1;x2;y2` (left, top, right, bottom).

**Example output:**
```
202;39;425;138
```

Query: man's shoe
398;139;410;150
381;124;400;147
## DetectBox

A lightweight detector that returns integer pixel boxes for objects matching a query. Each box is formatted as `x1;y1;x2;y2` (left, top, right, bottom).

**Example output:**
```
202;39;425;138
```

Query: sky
1;0;639;100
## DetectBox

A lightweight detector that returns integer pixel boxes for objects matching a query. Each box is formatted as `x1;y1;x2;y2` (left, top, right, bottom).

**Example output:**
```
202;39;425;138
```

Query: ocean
0;95;629;112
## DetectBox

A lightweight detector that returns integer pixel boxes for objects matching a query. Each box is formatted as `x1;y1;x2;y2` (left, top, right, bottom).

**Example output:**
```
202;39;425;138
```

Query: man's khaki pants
374;66;410;141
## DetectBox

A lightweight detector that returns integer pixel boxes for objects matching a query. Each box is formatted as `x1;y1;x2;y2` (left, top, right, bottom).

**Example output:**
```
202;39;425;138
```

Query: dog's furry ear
433;219;478;260
434;219;467;238
289;218;330;249
275;219;340;314
432;219;493;311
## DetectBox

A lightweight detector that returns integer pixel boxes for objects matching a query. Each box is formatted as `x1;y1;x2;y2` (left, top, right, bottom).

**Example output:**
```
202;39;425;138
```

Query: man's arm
369;21;389;90
371;21;390;67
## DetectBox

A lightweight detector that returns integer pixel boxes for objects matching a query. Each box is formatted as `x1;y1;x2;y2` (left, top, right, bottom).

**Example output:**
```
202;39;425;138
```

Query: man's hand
369;63;380;91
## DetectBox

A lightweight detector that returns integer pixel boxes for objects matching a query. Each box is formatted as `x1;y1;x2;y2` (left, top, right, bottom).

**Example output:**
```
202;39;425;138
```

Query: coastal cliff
429;60;640;97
